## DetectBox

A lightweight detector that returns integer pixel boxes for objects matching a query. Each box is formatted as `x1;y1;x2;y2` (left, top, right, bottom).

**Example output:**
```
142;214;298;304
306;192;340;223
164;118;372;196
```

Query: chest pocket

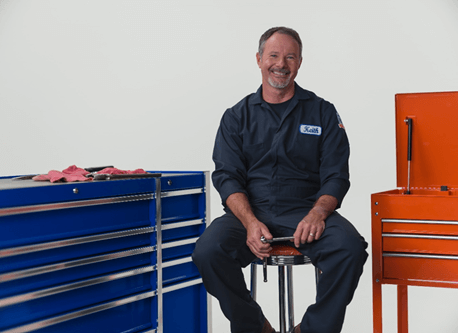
287;130;321;171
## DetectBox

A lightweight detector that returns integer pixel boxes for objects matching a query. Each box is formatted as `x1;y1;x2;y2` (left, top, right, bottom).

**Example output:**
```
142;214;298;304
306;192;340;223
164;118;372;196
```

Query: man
192;27;368;333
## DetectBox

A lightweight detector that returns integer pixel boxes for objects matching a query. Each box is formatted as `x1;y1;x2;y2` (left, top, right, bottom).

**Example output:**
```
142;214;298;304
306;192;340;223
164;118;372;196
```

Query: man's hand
293;195;338;248
293;210;326;247
226;192;273;259
246;221;273;259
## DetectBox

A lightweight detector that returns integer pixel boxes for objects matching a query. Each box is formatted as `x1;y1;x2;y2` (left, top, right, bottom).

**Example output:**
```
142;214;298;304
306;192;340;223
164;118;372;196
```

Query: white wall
1;0;458;332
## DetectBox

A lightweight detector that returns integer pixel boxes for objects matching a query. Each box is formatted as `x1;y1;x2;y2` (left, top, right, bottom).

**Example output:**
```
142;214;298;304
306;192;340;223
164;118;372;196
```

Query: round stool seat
256;244;312;266
269;244;302;256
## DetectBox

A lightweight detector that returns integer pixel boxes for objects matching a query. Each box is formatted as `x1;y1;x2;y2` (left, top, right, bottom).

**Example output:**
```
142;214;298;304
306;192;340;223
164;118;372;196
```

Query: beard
268;76;291;89
267;68;291;89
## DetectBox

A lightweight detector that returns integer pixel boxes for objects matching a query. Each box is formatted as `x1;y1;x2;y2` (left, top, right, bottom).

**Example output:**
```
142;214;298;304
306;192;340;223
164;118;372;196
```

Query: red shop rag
96;167;147;175
32;165;91;183
32;166;148;183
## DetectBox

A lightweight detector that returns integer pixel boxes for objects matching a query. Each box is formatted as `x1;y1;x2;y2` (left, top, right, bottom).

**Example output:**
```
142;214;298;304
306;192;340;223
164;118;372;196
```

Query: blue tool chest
0;171;210;333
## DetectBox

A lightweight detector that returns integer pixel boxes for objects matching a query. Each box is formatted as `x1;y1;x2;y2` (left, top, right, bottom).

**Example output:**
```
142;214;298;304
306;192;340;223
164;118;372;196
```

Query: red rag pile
97;167;147;175
32;165;91;183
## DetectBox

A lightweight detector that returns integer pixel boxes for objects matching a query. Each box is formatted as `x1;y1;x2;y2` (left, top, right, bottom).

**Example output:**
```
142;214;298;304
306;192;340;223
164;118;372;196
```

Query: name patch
299;124;322;136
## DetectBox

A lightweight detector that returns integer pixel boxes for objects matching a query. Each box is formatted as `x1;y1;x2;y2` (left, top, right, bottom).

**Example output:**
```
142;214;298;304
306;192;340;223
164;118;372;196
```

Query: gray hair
258;27;302;58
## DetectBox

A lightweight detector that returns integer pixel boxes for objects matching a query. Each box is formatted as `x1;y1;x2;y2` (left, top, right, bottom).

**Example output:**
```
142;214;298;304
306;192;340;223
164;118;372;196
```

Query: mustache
270;67;291;74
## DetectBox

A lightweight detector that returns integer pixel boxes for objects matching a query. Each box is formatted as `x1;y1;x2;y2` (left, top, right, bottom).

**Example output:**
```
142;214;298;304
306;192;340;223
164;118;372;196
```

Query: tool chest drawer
382;233;458;255
0;198;153;250
0;171;210;333
383;255;458;282
163;256;200;286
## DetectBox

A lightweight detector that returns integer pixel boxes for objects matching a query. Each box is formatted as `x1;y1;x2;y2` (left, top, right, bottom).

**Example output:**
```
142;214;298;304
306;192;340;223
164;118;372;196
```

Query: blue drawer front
159;172;204;192
163;260;200;286
0;269;155;330
27;295;155;333
0;177;157;209
163;282;207;333
162;242;196;261
162;193;204;223
0;249;155;298
0;199;153;249
0;230;155;274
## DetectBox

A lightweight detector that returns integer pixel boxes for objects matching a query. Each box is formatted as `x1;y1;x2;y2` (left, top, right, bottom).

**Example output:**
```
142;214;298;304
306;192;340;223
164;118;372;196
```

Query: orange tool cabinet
371;91;458;333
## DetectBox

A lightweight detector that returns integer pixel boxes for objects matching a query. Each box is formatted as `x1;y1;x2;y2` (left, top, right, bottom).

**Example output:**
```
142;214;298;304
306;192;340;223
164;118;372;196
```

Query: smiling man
193;27;368;333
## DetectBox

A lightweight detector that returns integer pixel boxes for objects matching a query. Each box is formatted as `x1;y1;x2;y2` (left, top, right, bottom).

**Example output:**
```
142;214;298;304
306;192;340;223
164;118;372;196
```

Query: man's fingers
247;237;271;259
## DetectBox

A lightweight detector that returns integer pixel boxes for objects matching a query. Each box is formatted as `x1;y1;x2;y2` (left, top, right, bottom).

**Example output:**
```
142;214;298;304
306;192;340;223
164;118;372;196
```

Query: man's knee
342;234;368;267
192;233;220;269
319;216;368;269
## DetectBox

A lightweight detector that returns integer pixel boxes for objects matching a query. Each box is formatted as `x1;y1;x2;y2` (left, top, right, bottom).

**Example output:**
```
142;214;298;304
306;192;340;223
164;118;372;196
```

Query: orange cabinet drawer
382;234;458;255
383;255;458;282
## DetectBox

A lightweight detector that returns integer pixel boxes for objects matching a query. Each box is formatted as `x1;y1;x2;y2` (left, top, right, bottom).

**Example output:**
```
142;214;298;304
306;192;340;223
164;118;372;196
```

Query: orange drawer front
383;235;458;255
383;255;458;282
382;219;458;236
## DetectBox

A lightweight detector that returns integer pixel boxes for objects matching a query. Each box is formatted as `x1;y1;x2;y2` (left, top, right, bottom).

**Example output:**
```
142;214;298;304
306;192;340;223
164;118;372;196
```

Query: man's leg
295;212;368;333
192;213;265;333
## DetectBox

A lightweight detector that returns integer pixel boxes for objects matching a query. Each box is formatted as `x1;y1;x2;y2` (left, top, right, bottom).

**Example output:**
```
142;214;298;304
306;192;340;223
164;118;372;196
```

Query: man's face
256;33;302;90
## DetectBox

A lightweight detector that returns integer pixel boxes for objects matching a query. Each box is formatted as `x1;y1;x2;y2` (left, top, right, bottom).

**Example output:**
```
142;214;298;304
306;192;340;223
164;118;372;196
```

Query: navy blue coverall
192;83;368;333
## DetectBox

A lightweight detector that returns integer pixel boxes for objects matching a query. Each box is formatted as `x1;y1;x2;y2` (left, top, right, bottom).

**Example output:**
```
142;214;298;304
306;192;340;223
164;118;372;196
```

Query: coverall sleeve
212;109;248;206
315;103;350;209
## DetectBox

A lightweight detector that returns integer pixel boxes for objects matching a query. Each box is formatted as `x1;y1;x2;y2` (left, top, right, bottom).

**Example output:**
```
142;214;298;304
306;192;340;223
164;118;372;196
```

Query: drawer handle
382;219;458;225
162;237;198;249
161;219;203;231
383;253;458;260
162;256;193;268
0;246;156;283
160;188;203;198
162;278;203;294
382;233;458;240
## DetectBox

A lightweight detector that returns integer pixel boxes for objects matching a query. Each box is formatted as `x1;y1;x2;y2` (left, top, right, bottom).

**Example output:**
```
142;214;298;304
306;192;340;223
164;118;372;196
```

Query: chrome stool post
250;239;320;333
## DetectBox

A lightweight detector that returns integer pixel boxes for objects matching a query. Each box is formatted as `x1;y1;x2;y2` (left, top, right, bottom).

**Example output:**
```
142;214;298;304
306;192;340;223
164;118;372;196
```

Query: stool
250;244;320;333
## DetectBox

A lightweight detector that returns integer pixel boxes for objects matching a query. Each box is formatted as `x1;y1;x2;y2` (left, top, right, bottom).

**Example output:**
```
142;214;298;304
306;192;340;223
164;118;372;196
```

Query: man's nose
276;56;287;68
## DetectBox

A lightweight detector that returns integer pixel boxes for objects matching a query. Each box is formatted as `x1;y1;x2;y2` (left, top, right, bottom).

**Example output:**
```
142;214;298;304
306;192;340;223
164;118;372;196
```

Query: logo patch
336;112;345;129
299;124;322;136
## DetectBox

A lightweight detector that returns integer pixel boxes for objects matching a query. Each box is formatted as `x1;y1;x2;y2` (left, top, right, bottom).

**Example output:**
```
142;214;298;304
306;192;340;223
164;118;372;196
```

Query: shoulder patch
336;112;345;130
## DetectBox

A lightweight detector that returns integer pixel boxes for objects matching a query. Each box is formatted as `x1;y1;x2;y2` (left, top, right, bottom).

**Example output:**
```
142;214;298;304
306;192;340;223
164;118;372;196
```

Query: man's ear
256;52;261;68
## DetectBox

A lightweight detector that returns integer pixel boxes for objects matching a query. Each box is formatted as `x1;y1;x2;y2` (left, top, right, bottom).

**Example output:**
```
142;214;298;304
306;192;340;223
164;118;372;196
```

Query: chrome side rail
0;193;154;217
0;226;155;258
0;246;156;283
155;179;163;333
